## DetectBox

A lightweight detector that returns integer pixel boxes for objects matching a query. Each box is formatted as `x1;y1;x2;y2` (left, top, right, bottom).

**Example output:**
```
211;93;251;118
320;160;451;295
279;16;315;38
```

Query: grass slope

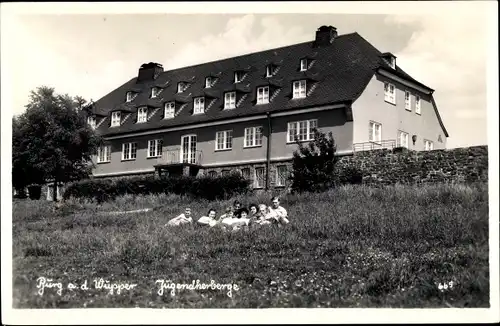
12;183;489;308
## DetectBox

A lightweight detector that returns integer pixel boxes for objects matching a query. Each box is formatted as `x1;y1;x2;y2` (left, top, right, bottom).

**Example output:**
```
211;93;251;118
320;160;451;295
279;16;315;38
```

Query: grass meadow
12;183;489;308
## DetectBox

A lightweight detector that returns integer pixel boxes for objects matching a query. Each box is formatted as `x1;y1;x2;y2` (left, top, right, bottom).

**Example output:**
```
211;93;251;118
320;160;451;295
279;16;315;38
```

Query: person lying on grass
166;207;193;226
197;208;218;227
251;204;273;225
220;207;250;231
233;200;243;218
267;196;289;225
248;203;258;218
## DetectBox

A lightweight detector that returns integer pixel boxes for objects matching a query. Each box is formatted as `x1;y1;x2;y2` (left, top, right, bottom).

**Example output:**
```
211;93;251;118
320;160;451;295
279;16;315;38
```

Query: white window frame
137;107;148;123
404;91;412;111
384;82;396;105
234;71;243;83
300;58;308;71
208;171;218;178
244;126;263;147
148;139;163;158
193;97;205;114
151;87;159;98
177;82;185;93
241;168;251;180
293;80;307;99
205;77;212;88
164;102;175;119
287;119;317;143
121;142;137;161
276;165;288;187
87;116;96;129
215;130;233;151
390;57;396;69
126;92;133;102
111;111;121;127
266;65;273;78
97;145;111;163
398;130;409;148
257;86;270;104
224;92;236;109
254;167;265;189
369;121;382;143
424;140;434;151
415;95;422;115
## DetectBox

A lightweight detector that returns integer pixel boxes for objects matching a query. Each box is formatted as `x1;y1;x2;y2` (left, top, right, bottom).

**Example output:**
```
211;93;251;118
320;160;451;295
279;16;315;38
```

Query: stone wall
337;145;488;185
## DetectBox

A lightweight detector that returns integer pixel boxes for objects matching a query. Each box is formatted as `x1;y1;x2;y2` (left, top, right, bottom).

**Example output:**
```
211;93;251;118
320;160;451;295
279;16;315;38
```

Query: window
87;116;96;129
193;97;205;114
122;142;137;160
151;87;159;98
224;92;236;109
257;86;270;104
384;82;396;104
126;92;133;102
221;170;231;177
208;171;218;178
405;91;411;111
234;71;244;83
177;82;186;93
398;130;409;148
97;145;111;163
424;140;434;151
241;168;250;180
300;58;308;71
293;80;307;99
389;57;396;69
287;119;317;143
254;167;265;188
276;165;288;187
369;121;382;143
415;95;421;114
137;107;148;123
215;130;233;151
111;111;121;127
148;139;163;157
164;102;175;119
205;77;212;88
266;65;273;78
244;127;263;147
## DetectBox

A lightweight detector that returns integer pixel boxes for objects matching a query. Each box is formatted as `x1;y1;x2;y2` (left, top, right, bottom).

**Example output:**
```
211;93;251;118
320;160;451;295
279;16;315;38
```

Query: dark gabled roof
92;31;436;137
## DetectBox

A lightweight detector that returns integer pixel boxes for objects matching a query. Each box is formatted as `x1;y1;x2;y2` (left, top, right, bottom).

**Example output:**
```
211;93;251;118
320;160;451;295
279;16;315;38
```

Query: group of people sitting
166;196;289;231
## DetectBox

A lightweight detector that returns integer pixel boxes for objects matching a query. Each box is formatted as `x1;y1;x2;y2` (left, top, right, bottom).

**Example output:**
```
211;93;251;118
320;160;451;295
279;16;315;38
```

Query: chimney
314;25;338;47
137;62;164;83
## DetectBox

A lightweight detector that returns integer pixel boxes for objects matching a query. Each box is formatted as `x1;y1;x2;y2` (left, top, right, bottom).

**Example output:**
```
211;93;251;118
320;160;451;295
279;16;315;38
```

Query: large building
86;25;448;190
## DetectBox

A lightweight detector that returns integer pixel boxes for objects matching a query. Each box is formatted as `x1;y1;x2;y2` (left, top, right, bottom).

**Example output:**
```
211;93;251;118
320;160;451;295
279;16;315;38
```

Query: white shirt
166;213;193;226
267;206;289;224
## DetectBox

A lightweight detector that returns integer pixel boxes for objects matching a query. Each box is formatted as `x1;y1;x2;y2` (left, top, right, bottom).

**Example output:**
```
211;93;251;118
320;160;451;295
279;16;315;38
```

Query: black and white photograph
1;1;499;324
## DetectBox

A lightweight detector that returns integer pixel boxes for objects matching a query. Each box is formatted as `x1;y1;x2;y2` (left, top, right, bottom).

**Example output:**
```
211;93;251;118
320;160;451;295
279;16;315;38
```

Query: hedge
62;174;251;202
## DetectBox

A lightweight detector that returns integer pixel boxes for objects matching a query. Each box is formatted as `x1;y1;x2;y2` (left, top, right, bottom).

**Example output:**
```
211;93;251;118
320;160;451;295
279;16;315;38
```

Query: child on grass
197;208;218;227
166;207;193;226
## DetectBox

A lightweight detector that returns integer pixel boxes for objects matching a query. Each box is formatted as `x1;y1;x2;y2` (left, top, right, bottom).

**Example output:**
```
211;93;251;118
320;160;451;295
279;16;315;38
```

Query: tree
289;128;338;193
12;86;102;201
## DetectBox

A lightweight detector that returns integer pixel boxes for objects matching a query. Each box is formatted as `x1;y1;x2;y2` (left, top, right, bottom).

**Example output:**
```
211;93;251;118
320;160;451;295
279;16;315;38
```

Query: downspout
265;112;272;191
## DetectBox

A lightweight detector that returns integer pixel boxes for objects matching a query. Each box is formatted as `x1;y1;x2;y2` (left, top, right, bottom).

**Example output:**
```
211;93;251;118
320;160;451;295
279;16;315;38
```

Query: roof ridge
157;33;358;75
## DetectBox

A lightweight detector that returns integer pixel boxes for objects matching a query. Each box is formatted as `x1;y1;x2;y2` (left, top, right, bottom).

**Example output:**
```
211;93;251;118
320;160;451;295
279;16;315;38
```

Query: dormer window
87;116;96;129
193;97;205;114
164;102;175;119
293;80;307;99
205;77;212;88
151;87;159;98
126;92;133;102
234;71;244;83
111;111;121;127
224;92;236;109
137;107;148;123
389;57;396;69
300;59;308;71
266;65;273;78
257;86;270;104
178;82;186;93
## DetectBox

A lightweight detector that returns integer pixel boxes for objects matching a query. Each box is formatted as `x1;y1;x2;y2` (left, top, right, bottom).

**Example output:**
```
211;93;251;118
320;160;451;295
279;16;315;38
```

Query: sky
1;2;496;149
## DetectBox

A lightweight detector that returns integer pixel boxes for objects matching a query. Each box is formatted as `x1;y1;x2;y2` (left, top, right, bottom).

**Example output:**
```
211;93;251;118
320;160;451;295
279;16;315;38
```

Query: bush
289;128;339;193
63;174;250;202
27;185;42;200
335;166;364;185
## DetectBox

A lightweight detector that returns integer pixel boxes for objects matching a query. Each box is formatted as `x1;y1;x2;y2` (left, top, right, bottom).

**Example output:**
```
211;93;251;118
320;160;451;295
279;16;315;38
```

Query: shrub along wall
336;145;488;186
